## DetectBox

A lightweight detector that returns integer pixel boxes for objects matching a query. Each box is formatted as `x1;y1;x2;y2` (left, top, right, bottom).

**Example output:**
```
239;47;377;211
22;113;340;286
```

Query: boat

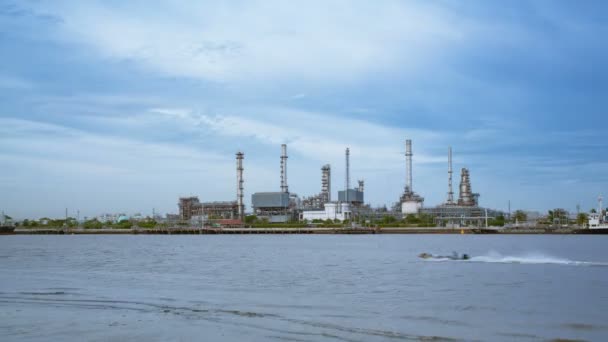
0;225;15;235
419;252;470;260
575;196;608;234
575;212;608;234
0;212;15;235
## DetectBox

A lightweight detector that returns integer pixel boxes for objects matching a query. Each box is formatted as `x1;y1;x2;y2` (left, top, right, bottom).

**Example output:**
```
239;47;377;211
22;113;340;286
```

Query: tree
83;219;103;229
489;215;505;227
513;210;527;223
382;215;397;224
114;220;133;229
548;208;568;224
137;220;157;228
245;215;257;224
577;213;588;226
404;214;420;224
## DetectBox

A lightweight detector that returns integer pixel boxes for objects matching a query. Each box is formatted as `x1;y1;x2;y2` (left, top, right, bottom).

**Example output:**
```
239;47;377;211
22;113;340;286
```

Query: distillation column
458;168;474;206
321;164;331;202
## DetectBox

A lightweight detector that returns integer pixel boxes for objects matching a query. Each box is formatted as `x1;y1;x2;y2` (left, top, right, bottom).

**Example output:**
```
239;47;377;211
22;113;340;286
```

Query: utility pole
485;208;488;228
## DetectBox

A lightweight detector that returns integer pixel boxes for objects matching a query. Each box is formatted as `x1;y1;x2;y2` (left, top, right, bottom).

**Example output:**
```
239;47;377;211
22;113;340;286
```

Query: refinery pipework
322;164;331;202
458;168;474;206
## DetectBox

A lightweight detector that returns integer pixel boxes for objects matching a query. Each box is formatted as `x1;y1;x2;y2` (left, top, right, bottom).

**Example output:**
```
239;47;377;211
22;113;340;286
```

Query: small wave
18;291;67;296
470;252;608;266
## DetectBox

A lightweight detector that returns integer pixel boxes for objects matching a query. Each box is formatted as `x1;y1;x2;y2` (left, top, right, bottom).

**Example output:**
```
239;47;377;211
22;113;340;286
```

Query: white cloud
0;118;268;218
151;106;447;166
33;1;469;83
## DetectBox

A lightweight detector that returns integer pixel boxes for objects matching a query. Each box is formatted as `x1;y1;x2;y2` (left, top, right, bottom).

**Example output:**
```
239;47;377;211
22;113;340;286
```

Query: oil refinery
176;137;505;228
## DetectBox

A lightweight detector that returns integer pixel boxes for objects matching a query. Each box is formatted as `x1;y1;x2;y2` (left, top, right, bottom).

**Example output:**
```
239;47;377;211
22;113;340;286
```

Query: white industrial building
301;202;352;222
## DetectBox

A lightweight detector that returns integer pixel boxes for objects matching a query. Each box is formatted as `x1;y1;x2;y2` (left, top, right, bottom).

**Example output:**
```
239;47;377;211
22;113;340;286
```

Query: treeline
18;218;161;229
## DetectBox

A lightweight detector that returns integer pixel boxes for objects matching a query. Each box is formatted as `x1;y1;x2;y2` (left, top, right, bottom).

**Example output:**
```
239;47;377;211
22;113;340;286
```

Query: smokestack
358;179;364;193
405;139;413;193
322;164;331;202
236;151;244;220
447;146;454;204
345;148;350;202
280;144;288;193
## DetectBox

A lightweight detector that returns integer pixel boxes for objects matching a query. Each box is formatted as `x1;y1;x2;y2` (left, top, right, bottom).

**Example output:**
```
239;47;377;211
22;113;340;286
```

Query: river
1;235;607;341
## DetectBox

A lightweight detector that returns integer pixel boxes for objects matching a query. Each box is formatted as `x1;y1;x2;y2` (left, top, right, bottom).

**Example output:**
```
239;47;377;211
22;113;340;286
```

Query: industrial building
172;137;505;228
301;147;362;222
400;139;424;216
251;144;299;222
337;148;364;206
419;147;502;227
178;197;239;221
177;151;245;226
301;164;331;209
300;202;352;222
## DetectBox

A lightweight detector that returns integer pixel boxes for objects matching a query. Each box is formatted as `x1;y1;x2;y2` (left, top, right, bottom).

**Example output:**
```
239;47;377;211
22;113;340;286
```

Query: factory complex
178;139;504;228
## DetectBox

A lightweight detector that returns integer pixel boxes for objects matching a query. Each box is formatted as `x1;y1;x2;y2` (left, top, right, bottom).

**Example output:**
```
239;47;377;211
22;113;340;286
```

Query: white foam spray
469;251;608;266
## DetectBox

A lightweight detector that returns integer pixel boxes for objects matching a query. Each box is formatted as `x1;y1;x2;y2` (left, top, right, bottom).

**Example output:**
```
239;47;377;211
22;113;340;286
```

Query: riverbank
10;226;595;235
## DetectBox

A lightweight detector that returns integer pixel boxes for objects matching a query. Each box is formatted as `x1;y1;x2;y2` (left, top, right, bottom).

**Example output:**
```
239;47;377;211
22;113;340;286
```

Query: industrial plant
176;138;504;228
177;151;245;226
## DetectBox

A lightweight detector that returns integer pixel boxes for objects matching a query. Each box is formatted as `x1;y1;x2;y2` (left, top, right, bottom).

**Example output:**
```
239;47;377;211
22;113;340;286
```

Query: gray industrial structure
419;147;502;227
178;197;239;221
420;205;503;227
337;147;365;207
252;192;290;208
400;139;424;216
251;144;298;222
177;150;245;225
447;146;455;204
175;138;504;228
338;189;364;205
301;164;332;209
236;151;245;221
300;147;366;222
457;168;479;206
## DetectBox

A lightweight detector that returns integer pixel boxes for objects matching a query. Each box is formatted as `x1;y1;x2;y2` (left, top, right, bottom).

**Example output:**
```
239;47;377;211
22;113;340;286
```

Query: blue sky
1;0;607;219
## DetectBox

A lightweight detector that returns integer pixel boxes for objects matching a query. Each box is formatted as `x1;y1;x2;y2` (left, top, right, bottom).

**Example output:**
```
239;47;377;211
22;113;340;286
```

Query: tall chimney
345;148;350;202
447;146;454;204
280;144;288;193
236;151;244;220
405;139;413;193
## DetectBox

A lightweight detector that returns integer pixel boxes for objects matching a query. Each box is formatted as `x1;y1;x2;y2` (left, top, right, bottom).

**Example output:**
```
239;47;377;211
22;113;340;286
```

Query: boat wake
469;251;608;266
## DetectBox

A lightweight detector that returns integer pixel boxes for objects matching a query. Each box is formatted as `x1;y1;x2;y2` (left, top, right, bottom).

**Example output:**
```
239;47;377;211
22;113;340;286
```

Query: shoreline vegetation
6;210;597;235
11;226;589;235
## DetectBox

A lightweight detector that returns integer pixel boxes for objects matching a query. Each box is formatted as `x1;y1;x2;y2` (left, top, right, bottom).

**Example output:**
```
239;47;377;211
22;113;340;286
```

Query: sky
1;0;607;219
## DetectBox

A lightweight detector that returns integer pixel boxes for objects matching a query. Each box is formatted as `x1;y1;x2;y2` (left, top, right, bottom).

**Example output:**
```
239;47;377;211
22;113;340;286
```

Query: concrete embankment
7;227;540;235
11;226;583;235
